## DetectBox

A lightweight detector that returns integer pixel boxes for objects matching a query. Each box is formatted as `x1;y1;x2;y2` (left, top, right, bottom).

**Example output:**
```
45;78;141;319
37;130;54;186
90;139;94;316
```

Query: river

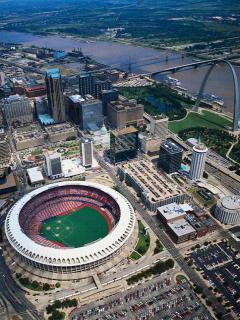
0;30;239;115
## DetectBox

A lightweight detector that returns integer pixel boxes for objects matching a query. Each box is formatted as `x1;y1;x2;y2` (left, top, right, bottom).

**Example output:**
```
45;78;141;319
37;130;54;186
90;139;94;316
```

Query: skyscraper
44;152;63;179
109;126;139;164
80;138;93;168
158;140;183;174
189;143;208;181
79;73;112;99
45;69;65;123
79;73;94;97
3;95;33;126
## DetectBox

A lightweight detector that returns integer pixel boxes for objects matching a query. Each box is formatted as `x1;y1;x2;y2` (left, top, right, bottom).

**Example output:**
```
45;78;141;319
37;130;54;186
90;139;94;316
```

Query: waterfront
0;31;240;115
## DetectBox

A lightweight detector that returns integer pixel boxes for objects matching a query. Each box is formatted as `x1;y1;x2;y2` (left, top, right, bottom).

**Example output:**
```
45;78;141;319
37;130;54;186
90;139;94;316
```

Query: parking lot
191;241;240;317
70;276;213;320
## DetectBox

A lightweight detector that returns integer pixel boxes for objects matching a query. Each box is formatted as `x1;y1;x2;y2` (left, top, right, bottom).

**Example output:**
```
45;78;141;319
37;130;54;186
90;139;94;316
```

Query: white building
189;143;208;181
80;138;93;168
215;195;240;225
44;152;63;179
27;167;45;186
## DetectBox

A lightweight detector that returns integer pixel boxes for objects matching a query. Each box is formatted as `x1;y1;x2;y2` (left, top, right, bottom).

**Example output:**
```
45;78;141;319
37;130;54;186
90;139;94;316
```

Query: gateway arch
194;60;240;132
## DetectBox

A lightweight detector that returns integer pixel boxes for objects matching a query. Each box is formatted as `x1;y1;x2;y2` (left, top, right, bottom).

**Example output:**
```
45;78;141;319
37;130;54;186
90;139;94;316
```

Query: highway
94;151;227;316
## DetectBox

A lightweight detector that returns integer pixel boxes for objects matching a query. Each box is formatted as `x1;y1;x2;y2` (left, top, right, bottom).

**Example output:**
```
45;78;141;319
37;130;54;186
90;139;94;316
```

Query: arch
194;60;240;132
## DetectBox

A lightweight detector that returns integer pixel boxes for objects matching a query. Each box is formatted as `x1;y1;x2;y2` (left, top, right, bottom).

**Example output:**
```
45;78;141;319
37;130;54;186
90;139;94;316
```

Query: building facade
44;152;63;179
109;127;138;164
215;196;240;225
158;140;183;174
189;143;208;181
107;97;144;129
3;95;33;126
80;96;103;131
0;132;10;167
45;69;65;123
80;138;93;168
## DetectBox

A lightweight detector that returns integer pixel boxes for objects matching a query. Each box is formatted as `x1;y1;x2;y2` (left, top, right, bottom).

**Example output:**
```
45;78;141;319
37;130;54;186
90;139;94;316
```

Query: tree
43;283;50;291
55;282;61;288
32;281;39;290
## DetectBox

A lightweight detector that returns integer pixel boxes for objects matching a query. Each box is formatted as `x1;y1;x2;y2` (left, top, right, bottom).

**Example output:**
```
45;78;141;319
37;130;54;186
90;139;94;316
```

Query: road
94;151;227;316
0;214;43;319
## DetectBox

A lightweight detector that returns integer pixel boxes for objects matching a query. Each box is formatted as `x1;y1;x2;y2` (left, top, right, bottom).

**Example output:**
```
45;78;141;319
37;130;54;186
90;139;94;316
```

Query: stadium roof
5;181;135;267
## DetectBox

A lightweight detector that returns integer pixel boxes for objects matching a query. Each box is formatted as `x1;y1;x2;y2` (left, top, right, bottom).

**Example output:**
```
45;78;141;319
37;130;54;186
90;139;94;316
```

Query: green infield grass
40;206;110;248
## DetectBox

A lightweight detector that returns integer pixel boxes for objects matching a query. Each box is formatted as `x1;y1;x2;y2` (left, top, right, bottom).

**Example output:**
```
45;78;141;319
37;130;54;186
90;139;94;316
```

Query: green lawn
130;220;150;260
40;206;110;248
169;110;232;133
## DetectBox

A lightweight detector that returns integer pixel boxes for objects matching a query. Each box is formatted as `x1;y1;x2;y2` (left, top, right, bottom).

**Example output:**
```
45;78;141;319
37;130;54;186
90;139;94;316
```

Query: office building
158;140;183;174
0;169;17;195
65;94;85;125
138;133;162;155
0;132;10;167
107;96;144;129
167;219;197;243
13;124;44;151
101;89;119;115
44;152;63;180
79;73;112;99
94;78;112;99
80;138;93;168
79;73;95;97
3;95;33;126
144;113;169;140
80;95;103;131
189;143;208;181
45;122;77;143
45;69;65;123
109;126;138;164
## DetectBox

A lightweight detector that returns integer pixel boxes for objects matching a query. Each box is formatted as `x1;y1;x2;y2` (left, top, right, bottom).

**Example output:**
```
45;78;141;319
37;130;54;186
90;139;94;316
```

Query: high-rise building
101;89;119;116
0;132;10;167
144;113;169;141
80;95;103;131
158;140;183;174
80;138;93;168
189;143;208;181
79;73;94;97
66;94;85;125
79;73;112;99
94;79;112;99
3;95;33;126
107;96;144;129
45;69;65;123
44;152;63;179
109;126;138;164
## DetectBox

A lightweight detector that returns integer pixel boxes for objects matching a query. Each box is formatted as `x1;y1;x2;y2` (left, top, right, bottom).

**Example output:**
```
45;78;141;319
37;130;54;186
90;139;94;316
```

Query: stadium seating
19;186;121;248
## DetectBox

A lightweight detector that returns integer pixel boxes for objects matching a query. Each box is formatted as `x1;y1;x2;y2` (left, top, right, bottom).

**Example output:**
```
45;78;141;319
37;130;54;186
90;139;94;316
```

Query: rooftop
221;195;240;211
157;203;186;221
46;69;61;79
167;219;196;237
120;160;181;203
27;167;44;184
112;126;138;137
161;140;183;154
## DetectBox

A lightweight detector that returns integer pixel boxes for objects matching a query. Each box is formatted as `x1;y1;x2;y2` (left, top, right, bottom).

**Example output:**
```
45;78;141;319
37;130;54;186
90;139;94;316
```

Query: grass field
130;220;150;260
168;110;232;133
40;206;110;248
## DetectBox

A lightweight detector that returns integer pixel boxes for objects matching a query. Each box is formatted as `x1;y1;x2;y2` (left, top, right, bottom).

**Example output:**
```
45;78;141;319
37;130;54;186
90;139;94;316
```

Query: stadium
4;182;136;278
